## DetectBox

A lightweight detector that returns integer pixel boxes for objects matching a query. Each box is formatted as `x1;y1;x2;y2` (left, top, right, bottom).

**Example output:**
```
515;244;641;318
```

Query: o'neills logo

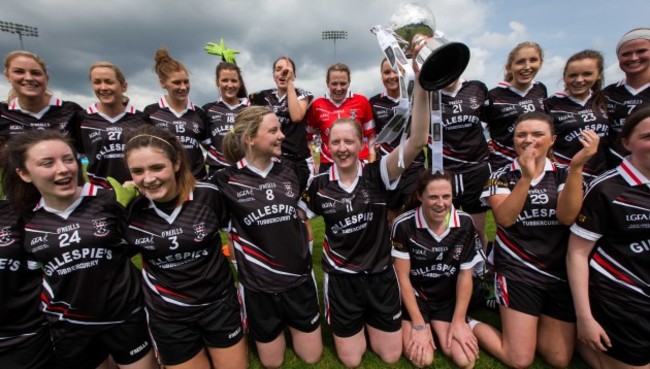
92;218;109;237
194;223;207;241
0;227;14;247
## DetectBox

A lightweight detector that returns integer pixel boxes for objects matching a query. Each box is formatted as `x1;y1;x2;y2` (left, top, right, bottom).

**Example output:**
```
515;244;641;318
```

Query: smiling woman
75;61;148;188
2;130;157;369
144;48;210;180
123;126;247;369
1;51;84;144
544;50;609;182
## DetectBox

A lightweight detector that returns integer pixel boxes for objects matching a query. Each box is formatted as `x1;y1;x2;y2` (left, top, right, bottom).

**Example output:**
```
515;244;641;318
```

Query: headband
616;28;650;54
127;134;175;150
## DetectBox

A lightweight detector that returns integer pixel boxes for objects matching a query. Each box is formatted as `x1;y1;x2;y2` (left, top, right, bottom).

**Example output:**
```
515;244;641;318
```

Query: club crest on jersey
193;223;207;241
192;122;200;133
92;218;110;237
349;109;357;119
0;227;15;247
469;97;480;109
452;244;463;260
284;182;295;197
360;190;370;204
342;197;354;213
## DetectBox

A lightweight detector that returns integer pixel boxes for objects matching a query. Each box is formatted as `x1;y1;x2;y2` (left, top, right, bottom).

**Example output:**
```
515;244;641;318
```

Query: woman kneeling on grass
298;65;429;367
392;170;482;368
473;111;599;368
123;126;247;369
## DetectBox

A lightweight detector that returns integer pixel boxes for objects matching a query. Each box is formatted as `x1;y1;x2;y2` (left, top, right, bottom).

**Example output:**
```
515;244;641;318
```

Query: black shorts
387;164;424;210
494;272;575;322
242;277;321;343
147;289;244;366
402;297;455;323
52;309;152;369
590;289;650;366
0;327;54;369
325;268;402;337
451;163;491;214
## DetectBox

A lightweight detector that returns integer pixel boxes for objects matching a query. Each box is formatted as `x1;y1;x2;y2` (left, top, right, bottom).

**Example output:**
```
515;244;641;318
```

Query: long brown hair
2;130;82;214
563;49;606;112
124;126;196;207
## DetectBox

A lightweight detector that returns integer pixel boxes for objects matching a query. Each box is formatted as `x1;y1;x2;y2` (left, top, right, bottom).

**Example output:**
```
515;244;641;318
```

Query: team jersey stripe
496;230;563;281
231;234;303;278
322;239;358;274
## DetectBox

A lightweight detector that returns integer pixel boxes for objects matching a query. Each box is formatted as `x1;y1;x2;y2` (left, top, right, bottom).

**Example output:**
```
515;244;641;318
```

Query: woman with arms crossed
473;111;598;368
3;130;157;369
123;126;246;369
392;171;482;368
568;107;650;369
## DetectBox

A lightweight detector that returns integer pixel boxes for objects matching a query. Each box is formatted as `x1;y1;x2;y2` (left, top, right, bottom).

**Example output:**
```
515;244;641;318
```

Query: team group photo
0;1;649;368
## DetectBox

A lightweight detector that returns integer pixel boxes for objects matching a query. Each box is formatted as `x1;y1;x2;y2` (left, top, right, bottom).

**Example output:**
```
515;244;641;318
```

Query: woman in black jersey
603;28;650;168
473;111;599;368
3;130;157;369
144;49;210;180
568;107;650;369
203;62;249;261
123;126;246;369
1;51;83;142
544;50;609;182
485;42;548;171
215;106;322;368
392;171;482;369
78;62;148;188
249;56;316;252
203;61;249;177
0;199;54;368
369;58;425;225
299;56;430;367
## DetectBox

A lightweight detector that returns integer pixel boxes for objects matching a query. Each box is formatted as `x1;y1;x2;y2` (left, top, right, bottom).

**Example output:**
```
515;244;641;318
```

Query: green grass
132;212;588;368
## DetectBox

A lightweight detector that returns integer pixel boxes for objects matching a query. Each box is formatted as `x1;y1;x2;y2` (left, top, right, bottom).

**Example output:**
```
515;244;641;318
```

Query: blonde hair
504;42;544;82
89;61;129;105
4;50;49;102
222;106;274;163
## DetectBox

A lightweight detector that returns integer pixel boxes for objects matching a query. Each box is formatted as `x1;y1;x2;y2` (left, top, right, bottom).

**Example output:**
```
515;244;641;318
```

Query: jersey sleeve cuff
391;248;410;259
570;224;602;241
460;253;483;270
380;156;400;190
297;200;317;219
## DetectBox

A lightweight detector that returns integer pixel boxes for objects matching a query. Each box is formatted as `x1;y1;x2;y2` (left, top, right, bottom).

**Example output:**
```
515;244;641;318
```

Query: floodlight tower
321;30;348;61
0;21;39;50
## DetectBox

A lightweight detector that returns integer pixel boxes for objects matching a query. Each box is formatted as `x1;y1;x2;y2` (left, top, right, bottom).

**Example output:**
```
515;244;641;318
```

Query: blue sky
1;0;648;108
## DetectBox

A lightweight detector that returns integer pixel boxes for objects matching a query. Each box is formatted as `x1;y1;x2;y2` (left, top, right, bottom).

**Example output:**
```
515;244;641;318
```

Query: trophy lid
388;2;436;45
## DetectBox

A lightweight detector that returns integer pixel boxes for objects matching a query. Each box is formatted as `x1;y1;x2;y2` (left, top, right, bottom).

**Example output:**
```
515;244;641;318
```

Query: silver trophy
389;2;470;91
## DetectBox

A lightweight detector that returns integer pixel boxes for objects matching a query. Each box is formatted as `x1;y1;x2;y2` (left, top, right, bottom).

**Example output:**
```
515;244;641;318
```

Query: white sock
467;317;481;331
